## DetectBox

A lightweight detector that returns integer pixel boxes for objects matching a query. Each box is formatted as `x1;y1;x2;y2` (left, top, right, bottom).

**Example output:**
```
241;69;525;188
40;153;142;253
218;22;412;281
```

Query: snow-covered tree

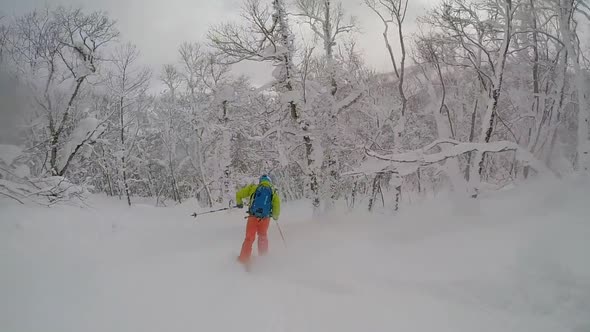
6;7;118;177
2;0;587;211
105;43;151;205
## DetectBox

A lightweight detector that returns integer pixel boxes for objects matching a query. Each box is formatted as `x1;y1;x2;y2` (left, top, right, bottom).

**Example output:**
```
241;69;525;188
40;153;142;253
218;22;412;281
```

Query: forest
0;0;588;212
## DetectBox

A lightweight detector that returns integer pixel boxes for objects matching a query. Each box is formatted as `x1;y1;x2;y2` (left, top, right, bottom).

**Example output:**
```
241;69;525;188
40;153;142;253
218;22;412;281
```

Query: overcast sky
0;0;435;88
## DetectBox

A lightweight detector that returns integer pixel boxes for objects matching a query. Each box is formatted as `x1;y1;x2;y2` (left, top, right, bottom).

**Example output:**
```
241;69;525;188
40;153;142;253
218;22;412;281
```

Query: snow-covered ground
1;178;589;332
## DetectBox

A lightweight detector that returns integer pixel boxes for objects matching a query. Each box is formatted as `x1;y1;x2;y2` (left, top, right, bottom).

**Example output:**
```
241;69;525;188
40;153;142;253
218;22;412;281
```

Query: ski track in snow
1;178;590;332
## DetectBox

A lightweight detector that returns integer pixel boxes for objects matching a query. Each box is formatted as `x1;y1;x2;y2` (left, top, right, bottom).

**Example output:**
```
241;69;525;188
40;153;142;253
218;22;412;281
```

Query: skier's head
259;175;271;185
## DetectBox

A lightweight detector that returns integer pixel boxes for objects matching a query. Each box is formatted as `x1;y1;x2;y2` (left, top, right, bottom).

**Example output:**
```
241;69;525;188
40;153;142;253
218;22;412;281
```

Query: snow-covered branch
364;140;553;176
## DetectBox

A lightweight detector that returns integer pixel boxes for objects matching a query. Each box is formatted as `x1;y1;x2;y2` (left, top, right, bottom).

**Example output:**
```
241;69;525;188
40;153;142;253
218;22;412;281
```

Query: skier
235;175;281;265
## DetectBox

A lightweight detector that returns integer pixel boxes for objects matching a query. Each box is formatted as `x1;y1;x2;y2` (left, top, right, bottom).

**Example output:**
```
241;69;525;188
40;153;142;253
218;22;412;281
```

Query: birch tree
209;0;322;210
294;0;363;211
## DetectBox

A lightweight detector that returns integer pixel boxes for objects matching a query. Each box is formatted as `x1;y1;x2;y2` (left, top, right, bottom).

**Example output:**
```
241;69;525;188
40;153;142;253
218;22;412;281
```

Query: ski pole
275;220;287;248
191;206;238;218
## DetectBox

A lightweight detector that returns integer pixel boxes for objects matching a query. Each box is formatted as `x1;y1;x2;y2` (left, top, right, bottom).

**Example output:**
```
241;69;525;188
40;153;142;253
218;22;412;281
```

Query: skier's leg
238;216;258;263
257;218;271;255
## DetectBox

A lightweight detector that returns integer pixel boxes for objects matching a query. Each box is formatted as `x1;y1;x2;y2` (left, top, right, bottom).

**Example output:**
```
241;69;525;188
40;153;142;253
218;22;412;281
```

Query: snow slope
1;178;589;332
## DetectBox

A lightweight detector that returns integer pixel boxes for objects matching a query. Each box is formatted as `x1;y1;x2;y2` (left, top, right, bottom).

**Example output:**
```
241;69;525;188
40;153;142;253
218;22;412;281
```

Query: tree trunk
275;0;320;210
469;0;512;196
120;97;131;206
465;99;479;181
50;77;86;176
523;0;540;178
368;174;380;212
323;0;337;96
423;67;466;192
560;0;589;172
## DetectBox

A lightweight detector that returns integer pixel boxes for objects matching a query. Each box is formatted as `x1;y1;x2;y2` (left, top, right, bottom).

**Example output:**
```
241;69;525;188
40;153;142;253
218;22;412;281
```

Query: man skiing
235;175;281;265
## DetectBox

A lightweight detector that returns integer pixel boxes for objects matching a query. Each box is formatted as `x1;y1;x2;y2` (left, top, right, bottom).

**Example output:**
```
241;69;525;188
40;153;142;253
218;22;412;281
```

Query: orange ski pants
238;216;270;263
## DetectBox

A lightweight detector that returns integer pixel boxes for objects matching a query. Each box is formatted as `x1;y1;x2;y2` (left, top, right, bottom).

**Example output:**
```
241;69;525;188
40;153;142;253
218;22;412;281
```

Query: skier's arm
272;190;281;220
235;184;257;206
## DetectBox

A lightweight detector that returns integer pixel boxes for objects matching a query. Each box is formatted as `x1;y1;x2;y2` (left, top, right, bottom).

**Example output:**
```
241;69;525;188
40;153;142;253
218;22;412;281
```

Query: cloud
0;0;437;89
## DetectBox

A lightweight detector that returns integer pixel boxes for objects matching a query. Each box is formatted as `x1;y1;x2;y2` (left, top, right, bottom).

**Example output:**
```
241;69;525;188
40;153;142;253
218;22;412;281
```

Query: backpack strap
247;186;257;215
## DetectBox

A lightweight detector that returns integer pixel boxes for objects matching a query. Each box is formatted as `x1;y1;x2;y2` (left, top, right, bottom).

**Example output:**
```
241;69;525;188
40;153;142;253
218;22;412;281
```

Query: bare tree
106;42;151;206
294;0;361;211
175;42;233;205
559;0;589;172
178;42;230;103
365;0;409;136
294;0;356;95
208;0;278;63
209;0;322;209
363;0;411;207
0;16;8;64
423;0;517;195
209;0;297;116
8;7;118;177
161;64;181;99
414;33;467;192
